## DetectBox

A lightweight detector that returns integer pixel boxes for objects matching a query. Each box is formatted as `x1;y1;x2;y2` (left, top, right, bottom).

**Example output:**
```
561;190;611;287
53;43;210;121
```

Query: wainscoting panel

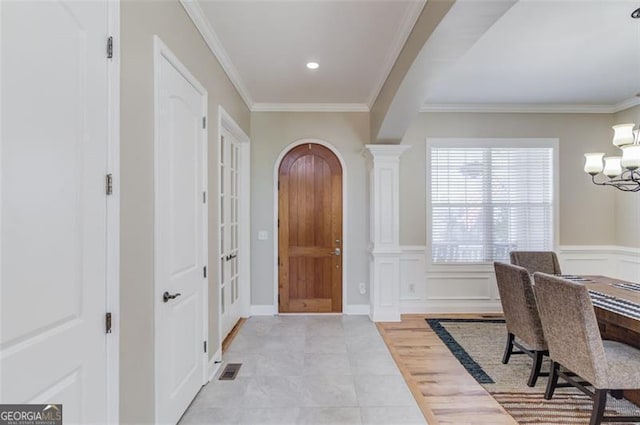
558;246;640;282
426;275;492;300
399;248;426;301
398;245;640;314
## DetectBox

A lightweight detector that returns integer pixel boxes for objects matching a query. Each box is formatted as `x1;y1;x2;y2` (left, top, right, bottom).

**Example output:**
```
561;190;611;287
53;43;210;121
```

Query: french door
219;129;241;338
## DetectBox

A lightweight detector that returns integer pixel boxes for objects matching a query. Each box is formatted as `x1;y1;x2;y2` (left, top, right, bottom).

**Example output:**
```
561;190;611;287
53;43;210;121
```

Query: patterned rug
426;318;640;424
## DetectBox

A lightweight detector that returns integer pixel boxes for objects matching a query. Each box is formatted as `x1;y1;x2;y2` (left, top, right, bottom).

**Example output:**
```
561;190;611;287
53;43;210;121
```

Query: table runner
589;290;640;321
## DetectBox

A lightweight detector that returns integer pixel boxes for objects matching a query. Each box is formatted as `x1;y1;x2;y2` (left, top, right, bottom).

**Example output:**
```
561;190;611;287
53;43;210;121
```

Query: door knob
163;291;182;303
330;247;341;256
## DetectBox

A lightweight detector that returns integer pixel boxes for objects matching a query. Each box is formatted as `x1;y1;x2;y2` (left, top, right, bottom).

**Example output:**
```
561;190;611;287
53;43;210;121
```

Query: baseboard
250;304;372;315
370;310;401;322
401;302;503;314
250;304;277;316
207;347;222;382
343;304;370;315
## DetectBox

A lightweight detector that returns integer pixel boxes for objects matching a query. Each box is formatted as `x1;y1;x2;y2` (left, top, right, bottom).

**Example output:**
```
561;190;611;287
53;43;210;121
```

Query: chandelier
584;123;640;192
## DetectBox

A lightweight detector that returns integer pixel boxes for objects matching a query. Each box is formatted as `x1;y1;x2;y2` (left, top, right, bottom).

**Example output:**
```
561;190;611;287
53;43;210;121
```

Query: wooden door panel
279;144;342;313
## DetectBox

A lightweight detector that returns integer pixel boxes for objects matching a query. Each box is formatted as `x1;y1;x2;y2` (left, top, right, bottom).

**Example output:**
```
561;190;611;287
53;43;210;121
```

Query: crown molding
366;0;426;109
180;0;254;109
613;96;640;113
419;103;623;114
251;103;370;113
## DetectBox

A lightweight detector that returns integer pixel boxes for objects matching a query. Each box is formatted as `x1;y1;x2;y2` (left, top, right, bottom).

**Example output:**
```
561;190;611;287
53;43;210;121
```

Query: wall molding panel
558;245;640;282
398;245;640;314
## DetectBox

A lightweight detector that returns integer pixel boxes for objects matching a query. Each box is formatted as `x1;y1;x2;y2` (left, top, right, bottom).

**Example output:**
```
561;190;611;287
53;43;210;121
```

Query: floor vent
219;363;242;381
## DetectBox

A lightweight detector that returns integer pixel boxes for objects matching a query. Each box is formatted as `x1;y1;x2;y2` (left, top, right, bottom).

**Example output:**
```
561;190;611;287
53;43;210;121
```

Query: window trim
425;138;560;269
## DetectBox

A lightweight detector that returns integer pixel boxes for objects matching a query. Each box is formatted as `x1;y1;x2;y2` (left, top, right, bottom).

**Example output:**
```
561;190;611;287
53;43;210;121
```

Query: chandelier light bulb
612;123;635;147
584;153;604;175
603;156;623;178
622;144;640;171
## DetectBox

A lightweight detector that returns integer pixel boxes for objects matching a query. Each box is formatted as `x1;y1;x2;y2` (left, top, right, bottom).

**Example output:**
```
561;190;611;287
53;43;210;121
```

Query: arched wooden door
278;143;343;313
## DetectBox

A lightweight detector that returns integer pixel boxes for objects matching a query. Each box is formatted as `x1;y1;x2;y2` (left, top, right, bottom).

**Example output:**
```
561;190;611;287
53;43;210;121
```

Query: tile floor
180;315;427;425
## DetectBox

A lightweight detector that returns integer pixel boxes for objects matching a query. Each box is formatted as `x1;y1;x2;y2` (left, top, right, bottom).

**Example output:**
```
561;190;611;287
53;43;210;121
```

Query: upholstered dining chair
533;273;640;425
493;262;548;387
510;251;561;275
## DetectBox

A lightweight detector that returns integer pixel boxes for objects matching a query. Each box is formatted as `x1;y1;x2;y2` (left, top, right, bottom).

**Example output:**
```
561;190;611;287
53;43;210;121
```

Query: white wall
250;112;370;311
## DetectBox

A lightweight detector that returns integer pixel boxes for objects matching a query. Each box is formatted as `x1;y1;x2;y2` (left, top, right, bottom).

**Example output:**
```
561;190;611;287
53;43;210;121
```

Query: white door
1;1;110;424
219;130;242;338
155;40;207;425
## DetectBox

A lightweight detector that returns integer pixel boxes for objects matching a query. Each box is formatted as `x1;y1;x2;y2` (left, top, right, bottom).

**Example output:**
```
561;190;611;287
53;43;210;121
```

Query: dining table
568;275;640;406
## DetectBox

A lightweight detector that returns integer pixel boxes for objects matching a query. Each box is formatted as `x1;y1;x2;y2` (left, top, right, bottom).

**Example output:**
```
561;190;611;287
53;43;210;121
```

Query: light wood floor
377;314;519;425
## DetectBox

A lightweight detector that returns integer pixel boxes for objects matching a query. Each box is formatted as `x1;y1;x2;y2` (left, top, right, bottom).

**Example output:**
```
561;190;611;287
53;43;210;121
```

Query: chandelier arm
590;173;640;192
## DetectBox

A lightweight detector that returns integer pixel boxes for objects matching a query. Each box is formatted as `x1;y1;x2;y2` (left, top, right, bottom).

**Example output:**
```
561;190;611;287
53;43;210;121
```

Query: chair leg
544;361;560;400
589;389;608;425
502;333;514;364
610;389;623;399
527;350;544;387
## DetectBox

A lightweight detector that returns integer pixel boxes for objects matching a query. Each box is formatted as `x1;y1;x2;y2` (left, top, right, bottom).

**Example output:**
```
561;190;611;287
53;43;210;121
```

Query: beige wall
613;105;640;248
250;112;370;307
398;112;618;246
120;1;250;423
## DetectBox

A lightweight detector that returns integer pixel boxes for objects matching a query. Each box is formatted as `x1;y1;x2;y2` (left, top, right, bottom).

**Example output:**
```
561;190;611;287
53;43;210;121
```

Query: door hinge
106;174;113;195
203;191;206;203
277;181;280;190
202;116;206;129
278;294;280;304
277;256;280;266
204;341;207;353
107;36;113;59
203;266;207;278
106;312;112;334
277;218;280;228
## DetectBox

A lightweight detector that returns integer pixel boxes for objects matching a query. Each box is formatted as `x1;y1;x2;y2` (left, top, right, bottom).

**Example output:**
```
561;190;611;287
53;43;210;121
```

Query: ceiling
187;0;640;112
422;0;640;109
194;0;425;110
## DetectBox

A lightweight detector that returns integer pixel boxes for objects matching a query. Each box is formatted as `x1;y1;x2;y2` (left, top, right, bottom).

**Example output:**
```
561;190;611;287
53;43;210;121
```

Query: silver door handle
330;248;341;256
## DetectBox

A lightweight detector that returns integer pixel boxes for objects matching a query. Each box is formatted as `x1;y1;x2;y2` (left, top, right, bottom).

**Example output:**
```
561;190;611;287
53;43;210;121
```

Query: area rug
426;318;640;424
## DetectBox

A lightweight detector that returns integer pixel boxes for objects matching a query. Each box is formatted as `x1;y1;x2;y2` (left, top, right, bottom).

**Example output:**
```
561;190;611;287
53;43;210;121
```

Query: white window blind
430;144;554;263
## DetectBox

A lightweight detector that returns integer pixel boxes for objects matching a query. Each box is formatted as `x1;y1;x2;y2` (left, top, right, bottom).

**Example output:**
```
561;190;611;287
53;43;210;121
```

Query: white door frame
272;139;348;313
106;1;120;423
217;107;251;348
153;35;209;419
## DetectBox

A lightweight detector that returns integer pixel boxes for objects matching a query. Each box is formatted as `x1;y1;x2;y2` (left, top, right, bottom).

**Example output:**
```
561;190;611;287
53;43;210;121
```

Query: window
429;139;556;264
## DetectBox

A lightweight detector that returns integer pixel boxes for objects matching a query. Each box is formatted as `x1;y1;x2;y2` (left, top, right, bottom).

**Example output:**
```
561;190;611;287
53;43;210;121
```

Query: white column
364;144;411;322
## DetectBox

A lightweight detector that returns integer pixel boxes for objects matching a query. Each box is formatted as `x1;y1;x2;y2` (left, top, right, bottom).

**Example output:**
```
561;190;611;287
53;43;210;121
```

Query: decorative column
364;144;411;322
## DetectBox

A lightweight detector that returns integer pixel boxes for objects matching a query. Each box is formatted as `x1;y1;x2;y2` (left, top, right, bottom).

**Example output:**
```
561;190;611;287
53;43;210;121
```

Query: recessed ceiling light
306;62;319;70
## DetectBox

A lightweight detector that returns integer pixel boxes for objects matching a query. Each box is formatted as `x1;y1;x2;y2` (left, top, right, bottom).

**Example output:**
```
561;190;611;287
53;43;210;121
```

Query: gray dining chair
533;272;640;425
510;251;561;275
493;262;548;387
